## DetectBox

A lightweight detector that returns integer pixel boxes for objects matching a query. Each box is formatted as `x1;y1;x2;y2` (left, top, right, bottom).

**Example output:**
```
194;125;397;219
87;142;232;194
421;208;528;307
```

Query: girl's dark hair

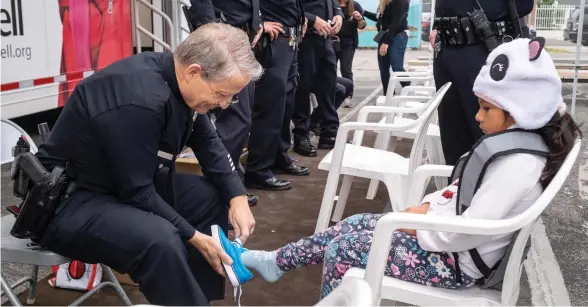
535;112;582;188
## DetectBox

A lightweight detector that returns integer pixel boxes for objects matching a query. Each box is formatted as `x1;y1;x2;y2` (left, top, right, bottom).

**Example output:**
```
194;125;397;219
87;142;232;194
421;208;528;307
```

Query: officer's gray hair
173;23;263;82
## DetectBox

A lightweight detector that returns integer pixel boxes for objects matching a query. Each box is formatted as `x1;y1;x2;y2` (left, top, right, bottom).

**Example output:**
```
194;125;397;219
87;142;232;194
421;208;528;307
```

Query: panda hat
473;37;565;130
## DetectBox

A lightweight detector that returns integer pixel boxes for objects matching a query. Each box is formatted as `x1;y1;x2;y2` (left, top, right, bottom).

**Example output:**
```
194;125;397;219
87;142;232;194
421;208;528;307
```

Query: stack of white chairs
314;82;452;233
366;69;446;200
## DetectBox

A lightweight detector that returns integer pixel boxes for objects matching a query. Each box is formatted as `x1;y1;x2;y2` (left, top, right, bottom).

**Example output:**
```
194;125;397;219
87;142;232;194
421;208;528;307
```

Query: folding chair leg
1;273;22;307
26;266;39;305
331;175;353;223
102;265;132;306
69;265;132;306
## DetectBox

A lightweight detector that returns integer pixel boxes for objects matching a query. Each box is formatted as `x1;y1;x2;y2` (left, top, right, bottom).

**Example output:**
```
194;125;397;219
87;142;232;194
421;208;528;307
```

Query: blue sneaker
211;224;253;287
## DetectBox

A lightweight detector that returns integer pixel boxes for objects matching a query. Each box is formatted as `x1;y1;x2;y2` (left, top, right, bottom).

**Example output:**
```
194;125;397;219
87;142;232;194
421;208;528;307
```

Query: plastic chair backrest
1;119;38;164
500;138;581;305
407;82;451;174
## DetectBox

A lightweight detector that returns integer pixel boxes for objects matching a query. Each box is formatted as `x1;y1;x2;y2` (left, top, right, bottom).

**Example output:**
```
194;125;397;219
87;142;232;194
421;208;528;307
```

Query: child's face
475;98;515;134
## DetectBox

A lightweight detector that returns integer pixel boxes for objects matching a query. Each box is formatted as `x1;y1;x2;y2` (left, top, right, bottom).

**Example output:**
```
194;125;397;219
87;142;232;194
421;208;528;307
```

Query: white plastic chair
368;70;446;199
314;277;373;306
1;215;132;306
314;83;452;233
343;138;582;306
376;71;435;109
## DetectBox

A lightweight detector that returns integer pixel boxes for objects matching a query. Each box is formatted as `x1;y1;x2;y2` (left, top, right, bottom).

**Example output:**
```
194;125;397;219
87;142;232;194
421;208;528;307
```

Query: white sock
241;250;285;282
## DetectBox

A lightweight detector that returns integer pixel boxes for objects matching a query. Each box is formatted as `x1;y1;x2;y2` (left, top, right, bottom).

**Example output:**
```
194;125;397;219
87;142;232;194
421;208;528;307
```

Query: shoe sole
293;150;317;157
273;169;310;176
245;183;293;191
211;225;240;288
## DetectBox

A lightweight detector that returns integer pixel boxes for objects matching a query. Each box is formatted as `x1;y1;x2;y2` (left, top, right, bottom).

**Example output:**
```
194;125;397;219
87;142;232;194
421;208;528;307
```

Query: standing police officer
290;0;343;157
431;0;533;165
188;0;264;205
243;0;308;190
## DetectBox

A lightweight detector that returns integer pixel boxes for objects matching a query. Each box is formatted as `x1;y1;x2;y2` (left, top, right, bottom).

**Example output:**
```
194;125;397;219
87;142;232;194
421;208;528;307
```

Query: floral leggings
276;213;476;298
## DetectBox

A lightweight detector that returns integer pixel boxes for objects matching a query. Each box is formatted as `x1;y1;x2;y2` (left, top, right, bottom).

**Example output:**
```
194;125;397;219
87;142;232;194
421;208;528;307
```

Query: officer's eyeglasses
204;76;239;108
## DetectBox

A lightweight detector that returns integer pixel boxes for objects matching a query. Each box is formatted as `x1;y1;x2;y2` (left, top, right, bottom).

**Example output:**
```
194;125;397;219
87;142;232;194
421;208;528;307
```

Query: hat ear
528;37;545;61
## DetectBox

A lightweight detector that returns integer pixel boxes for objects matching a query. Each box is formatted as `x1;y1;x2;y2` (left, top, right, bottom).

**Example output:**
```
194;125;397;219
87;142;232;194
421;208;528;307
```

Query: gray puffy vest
449;129;549;289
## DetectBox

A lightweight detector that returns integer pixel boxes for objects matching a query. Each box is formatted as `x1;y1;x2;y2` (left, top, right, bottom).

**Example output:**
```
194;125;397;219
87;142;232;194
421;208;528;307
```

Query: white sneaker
343;97;352;108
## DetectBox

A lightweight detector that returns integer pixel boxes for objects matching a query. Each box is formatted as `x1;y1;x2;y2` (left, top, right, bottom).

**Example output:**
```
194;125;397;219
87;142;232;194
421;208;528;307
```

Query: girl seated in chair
238;37;582;298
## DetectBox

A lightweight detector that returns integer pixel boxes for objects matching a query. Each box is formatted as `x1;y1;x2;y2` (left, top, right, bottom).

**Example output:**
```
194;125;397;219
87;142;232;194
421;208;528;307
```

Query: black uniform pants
335;40;355;97
245;36;298;179
311;76;353;125
212;82;255;179
39;170;228;306
292;34;338;141
433;43;487;165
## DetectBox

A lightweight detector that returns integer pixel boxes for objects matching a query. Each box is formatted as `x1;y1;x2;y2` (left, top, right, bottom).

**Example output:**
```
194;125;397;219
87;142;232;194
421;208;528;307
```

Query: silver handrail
177;0;193;42
133;0;177;53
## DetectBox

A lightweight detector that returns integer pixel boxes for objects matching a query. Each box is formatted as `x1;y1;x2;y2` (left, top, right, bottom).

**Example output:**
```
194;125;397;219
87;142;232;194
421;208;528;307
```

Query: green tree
539;0;555;6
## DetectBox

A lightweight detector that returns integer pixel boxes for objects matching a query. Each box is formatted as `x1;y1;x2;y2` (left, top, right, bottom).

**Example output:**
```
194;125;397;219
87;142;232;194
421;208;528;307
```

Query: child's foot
211;225;253;287
241;250;285;282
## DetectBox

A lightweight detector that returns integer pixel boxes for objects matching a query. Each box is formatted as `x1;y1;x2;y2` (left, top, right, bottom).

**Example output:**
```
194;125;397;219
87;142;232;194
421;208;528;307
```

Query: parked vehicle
1;0;133;120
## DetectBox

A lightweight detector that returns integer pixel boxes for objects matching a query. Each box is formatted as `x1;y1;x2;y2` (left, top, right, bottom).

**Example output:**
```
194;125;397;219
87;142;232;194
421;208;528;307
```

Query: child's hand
399;203;430;236
403;202;430;215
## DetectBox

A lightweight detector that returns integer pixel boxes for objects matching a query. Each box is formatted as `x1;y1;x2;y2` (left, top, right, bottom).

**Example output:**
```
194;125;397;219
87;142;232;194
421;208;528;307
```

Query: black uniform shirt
190;0;262;31
364;0;408;43
301;0;344;28
338;0;365;47
261;0;302;27
36;52;247;241
435;0;534;21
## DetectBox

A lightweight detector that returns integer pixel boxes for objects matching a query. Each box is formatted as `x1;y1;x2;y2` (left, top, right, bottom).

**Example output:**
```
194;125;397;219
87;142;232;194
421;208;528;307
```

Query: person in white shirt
237;37;583;298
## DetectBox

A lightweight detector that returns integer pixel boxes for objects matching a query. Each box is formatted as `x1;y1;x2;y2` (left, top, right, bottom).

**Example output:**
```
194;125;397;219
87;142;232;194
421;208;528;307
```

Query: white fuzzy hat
473;37;564;130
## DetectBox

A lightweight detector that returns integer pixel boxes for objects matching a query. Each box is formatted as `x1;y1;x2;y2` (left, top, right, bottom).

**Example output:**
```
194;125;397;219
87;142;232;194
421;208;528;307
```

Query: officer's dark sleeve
333;0;344;18
363;10;377;22
186;113;247;202
515;0;534;17
189;0;216;28
94;104;196;241
354;2;364;16
381;0;408;43
305;11;318;28
354;1;366;29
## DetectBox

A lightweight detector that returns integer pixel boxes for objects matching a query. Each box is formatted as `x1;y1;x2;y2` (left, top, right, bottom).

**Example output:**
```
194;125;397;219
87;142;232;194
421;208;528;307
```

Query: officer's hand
302;17;308;38
429;29;437;49
229;195;256;243
313;16;331;36
264;21;284;41
189;231;233;277
379;43;388;56
331;15;343;34
251;24;264;48
352;11;362;21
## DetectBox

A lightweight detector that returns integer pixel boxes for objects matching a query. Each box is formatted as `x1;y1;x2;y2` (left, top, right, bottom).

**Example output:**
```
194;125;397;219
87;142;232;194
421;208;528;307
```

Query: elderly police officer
36;24;261;305
244;0;308;190
290;0;343;157
188;0;264;206
431;0;533;165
